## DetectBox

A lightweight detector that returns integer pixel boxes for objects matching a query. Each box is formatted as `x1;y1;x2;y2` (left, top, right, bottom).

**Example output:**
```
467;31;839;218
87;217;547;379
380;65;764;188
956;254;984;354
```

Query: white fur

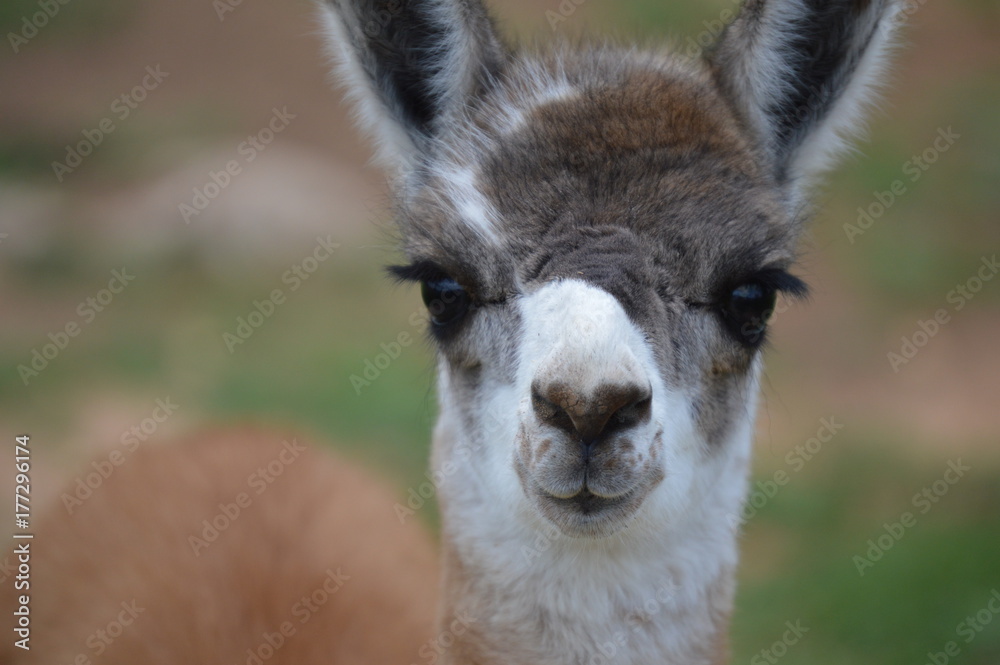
523;280;650;407
437;164;500;242
497;79;579;136
433;281;758;663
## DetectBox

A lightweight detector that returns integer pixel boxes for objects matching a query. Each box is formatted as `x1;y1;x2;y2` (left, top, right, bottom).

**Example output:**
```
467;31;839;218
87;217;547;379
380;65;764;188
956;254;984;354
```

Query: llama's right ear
711;0;903;198
321;0;506;170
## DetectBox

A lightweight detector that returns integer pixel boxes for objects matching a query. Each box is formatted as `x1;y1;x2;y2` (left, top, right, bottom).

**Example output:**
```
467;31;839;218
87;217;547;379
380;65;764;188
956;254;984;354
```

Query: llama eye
421;277;471;328
724;282;777;344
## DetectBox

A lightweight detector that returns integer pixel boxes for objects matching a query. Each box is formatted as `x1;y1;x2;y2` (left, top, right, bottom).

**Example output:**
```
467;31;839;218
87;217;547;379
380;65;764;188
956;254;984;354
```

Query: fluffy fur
710;0;904;201
322;0;902;663
1;430;438;664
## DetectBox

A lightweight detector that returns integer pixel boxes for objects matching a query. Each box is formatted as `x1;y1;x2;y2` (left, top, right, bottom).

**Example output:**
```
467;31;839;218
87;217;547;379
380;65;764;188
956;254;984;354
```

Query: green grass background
1;0;998;662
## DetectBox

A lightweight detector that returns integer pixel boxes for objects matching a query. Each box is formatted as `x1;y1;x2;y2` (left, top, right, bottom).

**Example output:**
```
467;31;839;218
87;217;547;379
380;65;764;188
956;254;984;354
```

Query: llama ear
321;0;507;170
711;0;903;195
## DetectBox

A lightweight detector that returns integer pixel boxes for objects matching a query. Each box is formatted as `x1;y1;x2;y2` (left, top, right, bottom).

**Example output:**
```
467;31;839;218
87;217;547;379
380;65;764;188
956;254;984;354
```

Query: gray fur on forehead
396;43;799;303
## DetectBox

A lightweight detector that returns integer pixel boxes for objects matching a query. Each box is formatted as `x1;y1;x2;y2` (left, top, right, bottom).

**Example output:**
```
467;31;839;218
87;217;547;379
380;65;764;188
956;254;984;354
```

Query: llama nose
531;381;652;453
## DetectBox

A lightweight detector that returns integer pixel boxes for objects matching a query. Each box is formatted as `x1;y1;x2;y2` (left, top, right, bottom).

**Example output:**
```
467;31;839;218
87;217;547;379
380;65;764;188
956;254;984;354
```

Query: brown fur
1;429;438;664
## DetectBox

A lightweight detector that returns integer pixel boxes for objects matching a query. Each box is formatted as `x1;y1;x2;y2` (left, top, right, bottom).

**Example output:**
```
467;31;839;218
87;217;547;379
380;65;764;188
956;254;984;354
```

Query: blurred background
1;0;998;662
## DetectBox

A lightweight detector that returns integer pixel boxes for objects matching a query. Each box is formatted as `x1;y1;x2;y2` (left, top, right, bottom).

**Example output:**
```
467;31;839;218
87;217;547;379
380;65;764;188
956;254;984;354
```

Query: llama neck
430;407;753;665
435;526;737;665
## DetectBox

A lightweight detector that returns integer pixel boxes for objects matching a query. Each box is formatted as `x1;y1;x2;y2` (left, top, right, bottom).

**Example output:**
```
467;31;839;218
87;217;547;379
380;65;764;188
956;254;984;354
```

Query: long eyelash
685;269;810;309
752;268;810;299
386;260;448;284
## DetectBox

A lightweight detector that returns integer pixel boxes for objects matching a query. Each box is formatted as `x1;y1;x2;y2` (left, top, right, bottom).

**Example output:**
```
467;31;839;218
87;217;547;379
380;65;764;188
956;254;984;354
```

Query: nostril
609;393;652;432
531;381;652;446
531;387;576;435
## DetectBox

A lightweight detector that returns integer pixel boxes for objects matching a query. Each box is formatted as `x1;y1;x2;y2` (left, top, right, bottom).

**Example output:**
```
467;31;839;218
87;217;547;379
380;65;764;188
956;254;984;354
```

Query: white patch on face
510;279;703;534
521;279;647;398
430;281;762;663
436;163;500;243
498;79;580;136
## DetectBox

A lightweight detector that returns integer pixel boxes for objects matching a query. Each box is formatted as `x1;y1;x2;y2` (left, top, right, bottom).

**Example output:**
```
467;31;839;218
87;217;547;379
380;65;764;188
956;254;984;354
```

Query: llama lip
515;426;666;537
548;488;634;515
533;484;647;538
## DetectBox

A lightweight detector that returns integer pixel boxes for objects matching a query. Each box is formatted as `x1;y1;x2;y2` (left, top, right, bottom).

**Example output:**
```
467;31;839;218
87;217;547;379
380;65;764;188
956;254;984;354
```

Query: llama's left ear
711;0;903;196
321;0;507;171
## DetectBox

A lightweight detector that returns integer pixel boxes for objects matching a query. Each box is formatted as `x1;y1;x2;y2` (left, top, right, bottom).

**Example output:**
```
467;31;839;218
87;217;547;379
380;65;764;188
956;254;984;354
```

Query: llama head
322;0;901;540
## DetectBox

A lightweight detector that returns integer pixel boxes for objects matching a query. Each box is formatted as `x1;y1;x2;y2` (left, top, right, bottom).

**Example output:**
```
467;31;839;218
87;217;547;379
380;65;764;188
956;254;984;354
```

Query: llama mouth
548;488;634;515
535;486;645;538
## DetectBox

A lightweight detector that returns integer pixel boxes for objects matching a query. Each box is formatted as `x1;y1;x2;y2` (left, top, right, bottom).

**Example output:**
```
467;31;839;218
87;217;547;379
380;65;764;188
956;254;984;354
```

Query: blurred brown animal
1;429;438;664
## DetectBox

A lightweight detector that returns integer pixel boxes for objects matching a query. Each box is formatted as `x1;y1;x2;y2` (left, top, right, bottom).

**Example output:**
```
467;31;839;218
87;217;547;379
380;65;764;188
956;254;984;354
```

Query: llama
320;0;901;662
1;430;440;664
3;0;902;663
